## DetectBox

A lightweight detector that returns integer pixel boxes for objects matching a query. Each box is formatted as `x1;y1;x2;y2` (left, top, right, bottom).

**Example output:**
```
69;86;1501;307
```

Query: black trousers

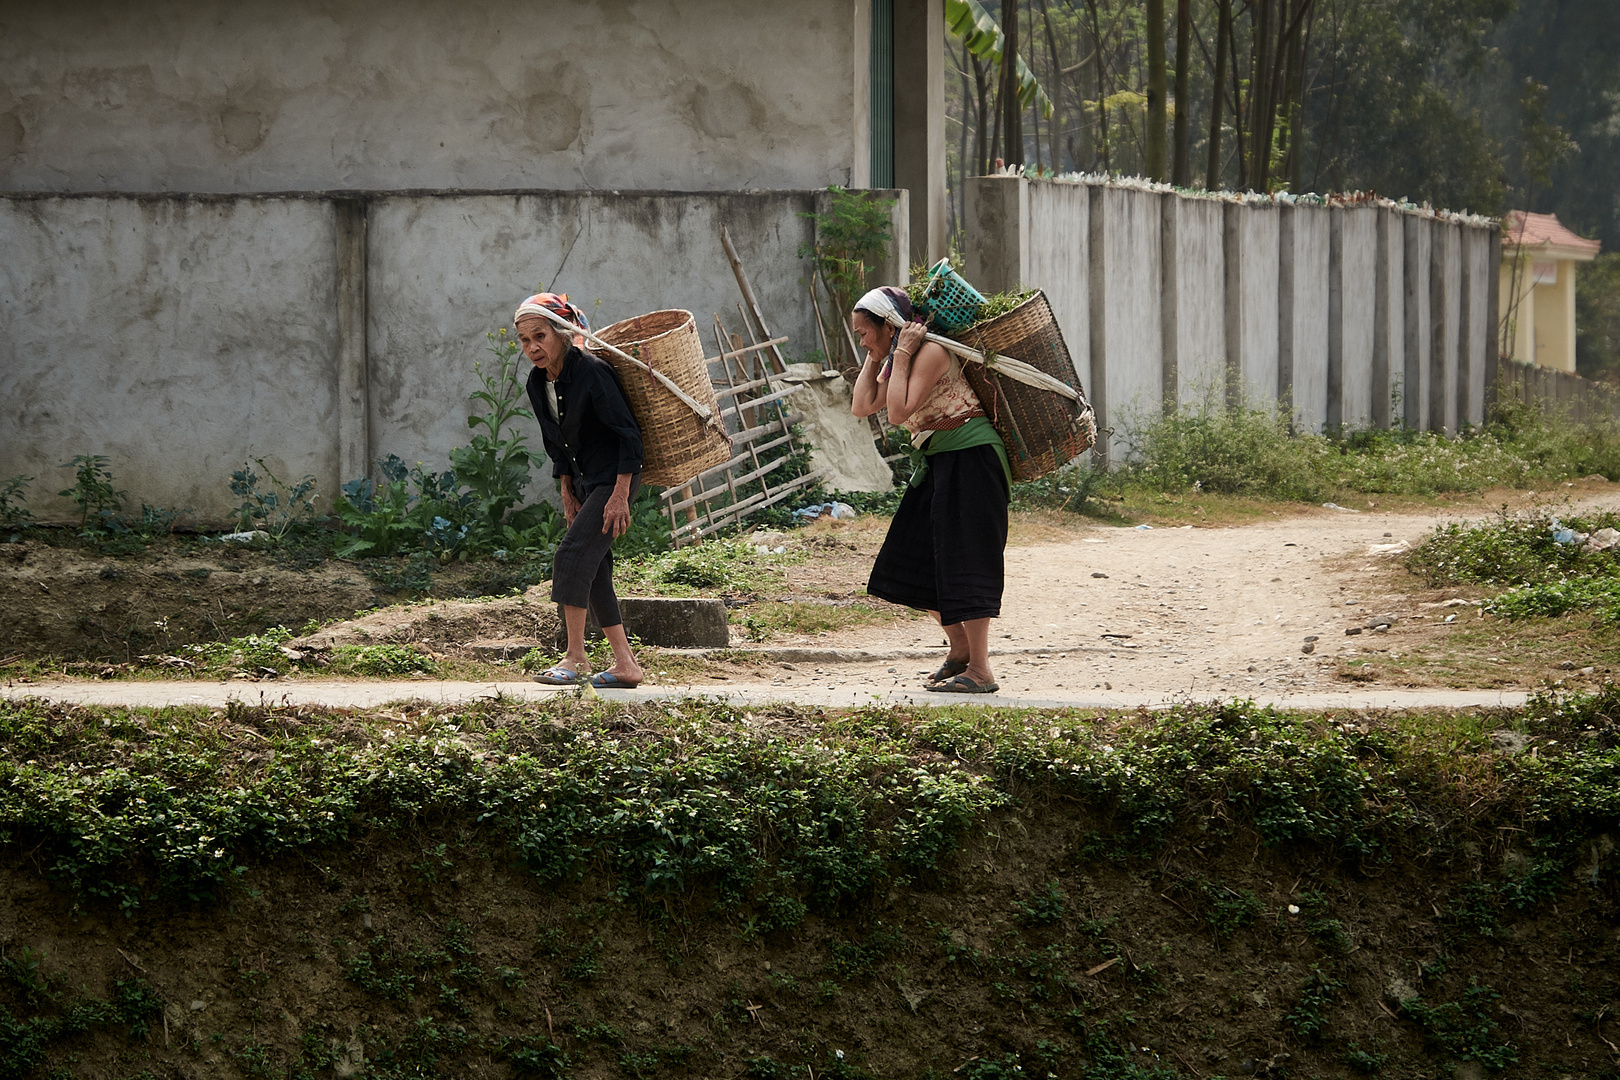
866;444;1008;626
550;476;640;628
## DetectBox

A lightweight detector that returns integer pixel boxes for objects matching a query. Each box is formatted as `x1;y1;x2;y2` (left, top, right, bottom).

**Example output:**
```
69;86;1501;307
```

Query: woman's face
516;315;570;372
851;312;893;358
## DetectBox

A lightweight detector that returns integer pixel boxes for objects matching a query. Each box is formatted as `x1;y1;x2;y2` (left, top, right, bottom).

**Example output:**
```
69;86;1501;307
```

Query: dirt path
11;486;1615;711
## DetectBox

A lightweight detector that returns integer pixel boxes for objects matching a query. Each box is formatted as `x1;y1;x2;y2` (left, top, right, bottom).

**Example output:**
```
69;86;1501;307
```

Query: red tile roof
1503;210;1602;255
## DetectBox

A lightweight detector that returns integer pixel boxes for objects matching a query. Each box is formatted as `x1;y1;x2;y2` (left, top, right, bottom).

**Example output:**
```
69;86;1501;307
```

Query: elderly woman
850;287;1011;693
514;293;646;688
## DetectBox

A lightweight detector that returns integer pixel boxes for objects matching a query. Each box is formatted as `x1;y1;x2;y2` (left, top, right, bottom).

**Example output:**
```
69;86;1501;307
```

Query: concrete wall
1279;205;1330;431
2;188;906;520
1089;186;1163;461
0;0;861;194
1330;206;1377;430
1227;203;1280;409
1164;196;1226;408
963;177;1497;458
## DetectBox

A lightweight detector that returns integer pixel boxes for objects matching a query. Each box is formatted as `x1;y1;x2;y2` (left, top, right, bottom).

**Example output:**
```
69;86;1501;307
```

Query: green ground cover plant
1405;506;1620;628
3;689;1620;1076
1105;394;1620;507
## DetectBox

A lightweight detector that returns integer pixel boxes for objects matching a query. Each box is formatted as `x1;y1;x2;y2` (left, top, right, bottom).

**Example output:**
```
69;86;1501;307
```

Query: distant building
1499;210;1601;372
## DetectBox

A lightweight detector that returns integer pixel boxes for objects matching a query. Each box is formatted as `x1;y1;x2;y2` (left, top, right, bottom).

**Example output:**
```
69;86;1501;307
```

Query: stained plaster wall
2;189;904;520
0;0;860;194
0;196;341;519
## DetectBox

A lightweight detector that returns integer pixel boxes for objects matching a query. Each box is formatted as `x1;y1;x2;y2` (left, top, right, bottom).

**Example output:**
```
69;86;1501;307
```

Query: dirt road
11;487;1614;711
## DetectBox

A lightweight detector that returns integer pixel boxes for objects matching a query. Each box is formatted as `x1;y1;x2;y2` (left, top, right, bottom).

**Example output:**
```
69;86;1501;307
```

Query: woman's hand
895;321;927;358
602;492;631;538
560;478;582;526
602;473;635;538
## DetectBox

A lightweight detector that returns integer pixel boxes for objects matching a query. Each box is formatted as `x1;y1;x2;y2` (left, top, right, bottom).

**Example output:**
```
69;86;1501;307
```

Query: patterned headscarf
852;286;918;328
513;292;590;348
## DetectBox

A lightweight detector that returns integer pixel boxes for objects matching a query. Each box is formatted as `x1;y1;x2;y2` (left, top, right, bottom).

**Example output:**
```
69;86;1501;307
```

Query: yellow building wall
1498;254;1578;372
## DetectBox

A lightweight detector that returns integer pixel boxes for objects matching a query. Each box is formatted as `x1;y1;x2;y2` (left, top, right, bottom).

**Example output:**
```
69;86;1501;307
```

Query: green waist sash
909;416;1011;489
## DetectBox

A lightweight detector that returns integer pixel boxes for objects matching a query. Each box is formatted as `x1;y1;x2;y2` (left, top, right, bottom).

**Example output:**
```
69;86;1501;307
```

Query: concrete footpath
1;678;1533;713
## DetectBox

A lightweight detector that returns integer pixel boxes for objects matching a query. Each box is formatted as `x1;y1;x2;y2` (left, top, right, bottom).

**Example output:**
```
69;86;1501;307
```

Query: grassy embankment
3;688;1620;1078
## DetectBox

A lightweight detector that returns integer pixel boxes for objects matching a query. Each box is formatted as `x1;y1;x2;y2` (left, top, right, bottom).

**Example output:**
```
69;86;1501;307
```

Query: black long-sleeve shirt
525;346;644;488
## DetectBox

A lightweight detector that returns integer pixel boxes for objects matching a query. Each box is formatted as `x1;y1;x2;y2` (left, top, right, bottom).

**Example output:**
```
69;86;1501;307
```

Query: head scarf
853;286;917;330
514;292;590;348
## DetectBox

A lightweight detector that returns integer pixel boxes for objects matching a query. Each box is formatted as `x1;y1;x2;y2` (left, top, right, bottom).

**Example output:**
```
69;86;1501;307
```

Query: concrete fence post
1429;221;1461;433
335;198;371;485
1403;215;1432;429
964;175;1028;294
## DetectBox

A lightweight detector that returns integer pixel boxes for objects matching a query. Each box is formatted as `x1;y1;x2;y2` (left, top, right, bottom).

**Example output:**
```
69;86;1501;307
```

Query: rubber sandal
531;666;582;685
925;675;999;694
927;659;969;683
588;672;642;689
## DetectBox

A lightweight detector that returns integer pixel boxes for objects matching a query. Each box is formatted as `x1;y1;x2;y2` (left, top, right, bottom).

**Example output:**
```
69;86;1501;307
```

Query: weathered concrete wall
1403;216;1433;430
1090;186;1163;460
1279;205;1330;431
0;0;858;193
1026;180;1090;386
1330;206;1377;430
1164;196;1226;408
2;188;901;520
1429;222;1462;433
0;195;340;519
1226;203;1280;409
1372;208;1406;429
1461;226;1491;426
961;180;1495;458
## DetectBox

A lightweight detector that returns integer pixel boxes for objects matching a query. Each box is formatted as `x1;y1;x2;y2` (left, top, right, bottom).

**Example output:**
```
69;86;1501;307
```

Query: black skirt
866;443;1009;625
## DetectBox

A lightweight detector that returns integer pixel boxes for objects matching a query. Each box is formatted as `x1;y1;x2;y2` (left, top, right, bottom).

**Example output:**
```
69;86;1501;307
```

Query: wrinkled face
851;311;893;357
516;315;570;372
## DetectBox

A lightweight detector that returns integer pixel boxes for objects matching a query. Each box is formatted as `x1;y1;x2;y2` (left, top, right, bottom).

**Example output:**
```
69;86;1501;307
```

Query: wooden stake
719;225;787;373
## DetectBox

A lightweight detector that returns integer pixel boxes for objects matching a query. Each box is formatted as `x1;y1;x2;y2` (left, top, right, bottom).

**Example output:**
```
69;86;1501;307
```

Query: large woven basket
594;310;732;488
955;291;1097;483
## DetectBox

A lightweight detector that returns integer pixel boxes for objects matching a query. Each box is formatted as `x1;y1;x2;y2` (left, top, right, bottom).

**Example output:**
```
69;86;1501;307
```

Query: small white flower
1287;904;1300;915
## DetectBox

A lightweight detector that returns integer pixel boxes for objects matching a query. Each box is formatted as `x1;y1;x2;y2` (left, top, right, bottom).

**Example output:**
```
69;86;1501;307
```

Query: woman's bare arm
850;351;887;417
883;323;949;426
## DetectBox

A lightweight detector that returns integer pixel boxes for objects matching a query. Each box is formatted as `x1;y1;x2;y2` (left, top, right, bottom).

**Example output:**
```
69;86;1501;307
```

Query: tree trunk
999;0;1024;166
1172;0;1191;186
1146;0;1167;179
1246;0;1273;189
1207;0;1231;189
1085;0;1110;172
973;54;991;176
1038;0;1064;172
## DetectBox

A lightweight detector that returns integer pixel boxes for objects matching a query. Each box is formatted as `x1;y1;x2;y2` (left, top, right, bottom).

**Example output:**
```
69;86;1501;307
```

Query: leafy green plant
1286;964;1343;1038
1011;880;1068;927
229;457;320;540
328;643;436;676
450;331;538;542
1;475;34;540
801;186;895;368
58;455;125;532
1401;981;1518;1068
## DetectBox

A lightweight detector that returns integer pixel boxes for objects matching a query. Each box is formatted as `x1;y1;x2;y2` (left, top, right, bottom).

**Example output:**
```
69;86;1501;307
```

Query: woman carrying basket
514;293;646;689
850;287;1012;694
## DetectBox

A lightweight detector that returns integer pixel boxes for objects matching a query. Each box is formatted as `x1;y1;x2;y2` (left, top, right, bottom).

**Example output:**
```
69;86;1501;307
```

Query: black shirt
526;346;645;488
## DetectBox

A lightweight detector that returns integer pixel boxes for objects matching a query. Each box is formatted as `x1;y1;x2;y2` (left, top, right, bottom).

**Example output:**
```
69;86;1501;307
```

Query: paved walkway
2;676;1532;713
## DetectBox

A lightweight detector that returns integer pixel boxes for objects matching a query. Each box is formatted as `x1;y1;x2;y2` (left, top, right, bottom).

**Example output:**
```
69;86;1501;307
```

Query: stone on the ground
565;597;730;648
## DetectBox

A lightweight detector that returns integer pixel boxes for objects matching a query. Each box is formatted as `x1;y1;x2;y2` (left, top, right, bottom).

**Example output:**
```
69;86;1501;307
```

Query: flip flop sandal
531;666;582;685
589;672;642;689
927;659;970;683
925;675;999;694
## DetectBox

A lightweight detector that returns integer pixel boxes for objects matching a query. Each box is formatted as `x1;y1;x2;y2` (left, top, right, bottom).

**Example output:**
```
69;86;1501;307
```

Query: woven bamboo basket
594;310;732;488
954;291;1097;483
